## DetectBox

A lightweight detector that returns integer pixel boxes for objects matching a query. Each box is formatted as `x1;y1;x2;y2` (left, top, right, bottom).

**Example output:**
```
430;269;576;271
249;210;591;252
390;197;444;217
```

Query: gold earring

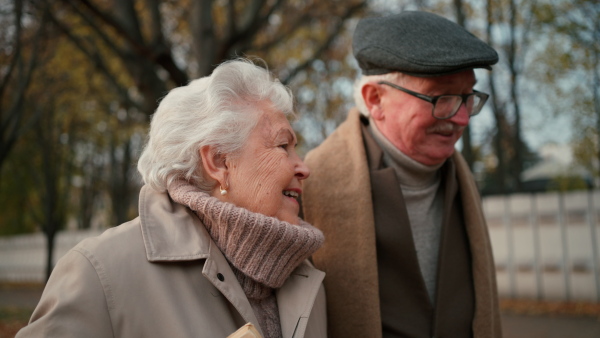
220;185;228;196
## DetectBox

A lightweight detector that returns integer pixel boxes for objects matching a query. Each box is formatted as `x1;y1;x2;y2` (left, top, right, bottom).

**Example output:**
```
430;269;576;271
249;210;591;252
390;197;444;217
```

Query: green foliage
547;175;590;192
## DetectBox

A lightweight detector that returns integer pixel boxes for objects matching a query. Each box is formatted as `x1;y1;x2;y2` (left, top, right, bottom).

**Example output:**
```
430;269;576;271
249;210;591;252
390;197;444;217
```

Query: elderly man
302;11;502;338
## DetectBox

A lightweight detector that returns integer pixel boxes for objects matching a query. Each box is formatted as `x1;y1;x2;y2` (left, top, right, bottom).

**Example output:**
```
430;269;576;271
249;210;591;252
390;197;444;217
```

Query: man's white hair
353;72;408;117
137;58;294;192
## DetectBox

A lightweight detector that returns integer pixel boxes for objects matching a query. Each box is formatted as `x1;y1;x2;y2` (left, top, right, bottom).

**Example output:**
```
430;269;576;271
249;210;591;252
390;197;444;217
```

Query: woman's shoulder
70;218;144;265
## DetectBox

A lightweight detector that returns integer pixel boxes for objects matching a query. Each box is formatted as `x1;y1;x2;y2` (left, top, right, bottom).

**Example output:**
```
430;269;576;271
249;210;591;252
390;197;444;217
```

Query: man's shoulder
305;109;365;167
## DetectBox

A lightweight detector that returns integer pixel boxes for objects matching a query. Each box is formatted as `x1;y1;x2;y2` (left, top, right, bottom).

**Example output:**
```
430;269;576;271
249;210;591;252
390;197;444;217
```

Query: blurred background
0;0;599;336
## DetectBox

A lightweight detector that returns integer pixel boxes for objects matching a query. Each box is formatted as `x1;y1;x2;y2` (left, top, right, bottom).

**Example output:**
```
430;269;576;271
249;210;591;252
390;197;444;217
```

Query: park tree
543;0;600;186
478;0;546;194
2;0;595;281
0;0;46;171
39;0;369;223
1;0;370;279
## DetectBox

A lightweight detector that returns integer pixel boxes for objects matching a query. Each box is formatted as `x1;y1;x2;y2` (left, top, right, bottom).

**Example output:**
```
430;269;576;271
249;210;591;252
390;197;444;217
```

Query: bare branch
64;0;187;84
0;0;24;100
280;1;367;84
227;0;235;37
227;0;284;52
0;2;46;168
147;0;165;44
58;0;129;61
47;10;143;111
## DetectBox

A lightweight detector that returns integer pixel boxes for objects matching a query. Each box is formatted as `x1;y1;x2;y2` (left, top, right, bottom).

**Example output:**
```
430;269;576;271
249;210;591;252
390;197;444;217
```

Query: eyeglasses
378;81;489;120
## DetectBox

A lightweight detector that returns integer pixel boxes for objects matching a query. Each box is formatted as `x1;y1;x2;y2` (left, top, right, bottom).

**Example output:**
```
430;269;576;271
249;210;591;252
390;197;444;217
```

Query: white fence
1;189;600;302
485;189;600;302
0;229;103;283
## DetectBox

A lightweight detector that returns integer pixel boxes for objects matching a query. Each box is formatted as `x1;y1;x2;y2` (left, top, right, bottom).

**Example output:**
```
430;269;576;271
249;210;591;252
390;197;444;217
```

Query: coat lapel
202;241;262;335
453;153;502;337
362;118;427;298
138;185;261;335
277;263;326;338
303;109;382;338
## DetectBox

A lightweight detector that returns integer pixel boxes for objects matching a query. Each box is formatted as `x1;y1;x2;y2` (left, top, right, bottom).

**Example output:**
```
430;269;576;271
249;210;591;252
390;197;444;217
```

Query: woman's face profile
225;104;310;225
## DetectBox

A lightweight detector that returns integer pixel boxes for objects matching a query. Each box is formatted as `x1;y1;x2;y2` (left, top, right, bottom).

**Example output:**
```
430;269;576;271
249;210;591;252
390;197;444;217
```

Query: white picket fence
1;189;600;302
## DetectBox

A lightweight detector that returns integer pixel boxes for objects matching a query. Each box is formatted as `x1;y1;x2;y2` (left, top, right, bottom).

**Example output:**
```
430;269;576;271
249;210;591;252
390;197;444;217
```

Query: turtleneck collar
166;179;324;298
367;118;444;189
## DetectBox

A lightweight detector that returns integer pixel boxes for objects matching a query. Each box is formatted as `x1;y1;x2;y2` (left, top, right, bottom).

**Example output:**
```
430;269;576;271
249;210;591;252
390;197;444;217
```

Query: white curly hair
137;58;294;192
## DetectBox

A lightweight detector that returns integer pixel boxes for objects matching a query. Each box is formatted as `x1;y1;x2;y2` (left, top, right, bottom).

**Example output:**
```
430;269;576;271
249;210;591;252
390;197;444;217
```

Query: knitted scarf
167;179;324;338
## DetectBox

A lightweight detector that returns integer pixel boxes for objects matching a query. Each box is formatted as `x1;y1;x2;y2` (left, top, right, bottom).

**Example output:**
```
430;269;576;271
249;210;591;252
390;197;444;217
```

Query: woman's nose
295;158;310;180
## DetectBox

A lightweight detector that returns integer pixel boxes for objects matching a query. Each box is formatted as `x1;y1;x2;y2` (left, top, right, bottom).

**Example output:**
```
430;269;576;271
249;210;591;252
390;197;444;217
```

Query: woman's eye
278;143;288;149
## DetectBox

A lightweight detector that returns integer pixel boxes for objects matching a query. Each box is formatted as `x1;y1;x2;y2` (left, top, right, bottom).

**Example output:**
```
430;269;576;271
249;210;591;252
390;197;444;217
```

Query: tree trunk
192;0;218;77
453;0;474;169
486;0;507;193
594;48;600;187
45;231;56;282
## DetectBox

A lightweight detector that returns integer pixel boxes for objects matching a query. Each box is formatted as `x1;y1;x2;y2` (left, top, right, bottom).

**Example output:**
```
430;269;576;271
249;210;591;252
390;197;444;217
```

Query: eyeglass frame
377;81;489;120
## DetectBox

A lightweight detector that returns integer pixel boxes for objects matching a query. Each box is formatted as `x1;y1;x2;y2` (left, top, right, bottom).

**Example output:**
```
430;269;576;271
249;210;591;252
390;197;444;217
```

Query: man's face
373;70;476;166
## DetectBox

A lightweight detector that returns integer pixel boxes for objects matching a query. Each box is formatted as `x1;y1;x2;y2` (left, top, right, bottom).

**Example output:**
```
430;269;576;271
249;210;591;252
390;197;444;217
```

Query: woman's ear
199;145;228;186
362;83;384;120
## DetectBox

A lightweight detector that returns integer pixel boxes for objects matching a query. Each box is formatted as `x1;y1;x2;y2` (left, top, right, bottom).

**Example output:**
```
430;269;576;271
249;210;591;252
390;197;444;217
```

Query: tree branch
47;10;143;111
280;1;367;84
64;0;187;85
0;0;24;100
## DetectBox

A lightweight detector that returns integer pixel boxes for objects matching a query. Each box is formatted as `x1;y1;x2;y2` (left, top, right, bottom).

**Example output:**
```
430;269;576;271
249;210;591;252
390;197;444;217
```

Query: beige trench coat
17;186;327;338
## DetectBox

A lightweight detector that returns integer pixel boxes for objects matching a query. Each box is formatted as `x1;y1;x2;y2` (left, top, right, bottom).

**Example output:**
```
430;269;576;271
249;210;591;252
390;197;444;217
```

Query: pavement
2;285;599;337
502;313;600;338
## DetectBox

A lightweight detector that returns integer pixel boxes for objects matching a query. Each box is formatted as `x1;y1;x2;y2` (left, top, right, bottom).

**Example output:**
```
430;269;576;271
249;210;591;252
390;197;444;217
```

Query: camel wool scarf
168;179;324;338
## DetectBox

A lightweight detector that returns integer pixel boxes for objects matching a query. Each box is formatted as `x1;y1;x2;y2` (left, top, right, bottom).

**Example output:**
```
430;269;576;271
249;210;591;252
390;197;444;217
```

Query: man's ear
199;145;228;187
362;83;384;120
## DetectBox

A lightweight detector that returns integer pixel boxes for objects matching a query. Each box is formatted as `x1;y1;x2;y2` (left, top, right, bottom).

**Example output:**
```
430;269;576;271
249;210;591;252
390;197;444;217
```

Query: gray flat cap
353;11;499;77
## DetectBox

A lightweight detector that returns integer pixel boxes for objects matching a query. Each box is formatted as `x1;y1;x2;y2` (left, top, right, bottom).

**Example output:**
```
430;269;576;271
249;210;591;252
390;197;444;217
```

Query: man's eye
279;143;288;149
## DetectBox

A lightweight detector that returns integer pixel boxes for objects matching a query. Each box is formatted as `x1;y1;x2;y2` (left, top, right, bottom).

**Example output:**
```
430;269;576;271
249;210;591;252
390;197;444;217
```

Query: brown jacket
18;185;327;338
302;109;501;338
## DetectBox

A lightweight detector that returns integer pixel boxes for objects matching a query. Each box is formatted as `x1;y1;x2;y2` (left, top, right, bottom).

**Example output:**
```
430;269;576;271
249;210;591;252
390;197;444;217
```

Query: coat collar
138;185;326;337
359;115;385;171
139;185;211;262
138;185;263;328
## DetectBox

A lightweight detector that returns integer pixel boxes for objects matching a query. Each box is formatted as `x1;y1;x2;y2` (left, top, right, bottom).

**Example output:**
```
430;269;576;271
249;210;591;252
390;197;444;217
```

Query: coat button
217;273;225;281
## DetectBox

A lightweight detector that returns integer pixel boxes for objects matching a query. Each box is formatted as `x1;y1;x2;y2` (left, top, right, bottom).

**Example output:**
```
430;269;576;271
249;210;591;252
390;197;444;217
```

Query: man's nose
448;103;471;126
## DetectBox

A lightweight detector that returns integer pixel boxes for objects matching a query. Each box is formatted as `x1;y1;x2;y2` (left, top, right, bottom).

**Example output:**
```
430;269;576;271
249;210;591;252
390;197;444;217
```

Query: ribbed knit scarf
167;179;324;338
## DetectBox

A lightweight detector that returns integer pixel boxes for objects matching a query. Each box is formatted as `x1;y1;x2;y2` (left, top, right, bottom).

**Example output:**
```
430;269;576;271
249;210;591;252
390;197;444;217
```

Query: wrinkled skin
223;107;309;225
371;70;476;166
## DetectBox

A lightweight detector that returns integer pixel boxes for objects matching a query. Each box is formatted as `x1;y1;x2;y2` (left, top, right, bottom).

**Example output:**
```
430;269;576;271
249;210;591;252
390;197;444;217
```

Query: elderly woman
17;59;326;338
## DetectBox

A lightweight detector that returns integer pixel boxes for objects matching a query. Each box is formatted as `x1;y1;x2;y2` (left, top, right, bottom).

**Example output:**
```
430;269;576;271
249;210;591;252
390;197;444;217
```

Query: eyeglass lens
434;95;484;119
